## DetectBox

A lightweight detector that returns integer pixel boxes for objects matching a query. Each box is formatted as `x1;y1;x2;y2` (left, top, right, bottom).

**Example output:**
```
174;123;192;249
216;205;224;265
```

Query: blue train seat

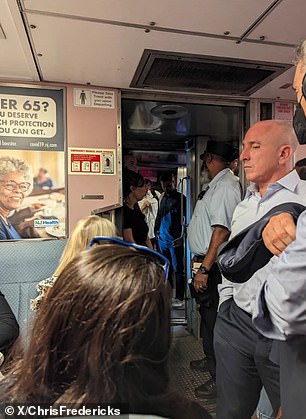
0;239;66;333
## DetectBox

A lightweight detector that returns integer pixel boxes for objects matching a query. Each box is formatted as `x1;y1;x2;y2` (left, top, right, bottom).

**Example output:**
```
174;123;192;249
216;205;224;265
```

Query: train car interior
0;1;305;417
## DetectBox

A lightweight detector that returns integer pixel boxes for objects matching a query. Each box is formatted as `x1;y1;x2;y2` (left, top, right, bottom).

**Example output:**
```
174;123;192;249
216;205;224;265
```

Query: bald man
251;40;306;418
214;119;306;419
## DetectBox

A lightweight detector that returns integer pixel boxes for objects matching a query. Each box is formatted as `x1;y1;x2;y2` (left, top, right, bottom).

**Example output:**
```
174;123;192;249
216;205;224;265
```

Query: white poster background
0;94;56;138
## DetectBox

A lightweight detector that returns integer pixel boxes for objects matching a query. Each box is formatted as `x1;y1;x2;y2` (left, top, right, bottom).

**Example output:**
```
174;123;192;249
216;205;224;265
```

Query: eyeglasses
87;236;170;281
0;180;31;192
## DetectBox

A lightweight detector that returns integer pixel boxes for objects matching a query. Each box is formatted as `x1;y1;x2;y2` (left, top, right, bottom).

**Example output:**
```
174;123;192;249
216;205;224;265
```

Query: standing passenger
214;120;304;419
139;179;161;249
123;170;152;248
155;172;186;308
250;39;306;419
187;141;241;398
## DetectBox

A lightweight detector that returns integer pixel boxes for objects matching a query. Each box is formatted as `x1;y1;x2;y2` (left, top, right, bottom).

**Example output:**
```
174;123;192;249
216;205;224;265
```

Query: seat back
0;239;66;332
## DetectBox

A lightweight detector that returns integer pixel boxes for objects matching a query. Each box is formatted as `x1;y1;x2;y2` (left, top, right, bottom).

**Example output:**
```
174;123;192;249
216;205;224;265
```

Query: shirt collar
245;169;300;199
208;168;231;188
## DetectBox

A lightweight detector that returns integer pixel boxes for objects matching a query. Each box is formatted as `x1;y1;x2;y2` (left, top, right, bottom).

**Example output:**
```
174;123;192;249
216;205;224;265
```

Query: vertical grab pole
173;175;190;326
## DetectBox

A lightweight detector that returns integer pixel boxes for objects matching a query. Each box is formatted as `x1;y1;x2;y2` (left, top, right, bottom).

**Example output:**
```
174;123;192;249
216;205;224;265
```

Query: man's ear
279;145;292;163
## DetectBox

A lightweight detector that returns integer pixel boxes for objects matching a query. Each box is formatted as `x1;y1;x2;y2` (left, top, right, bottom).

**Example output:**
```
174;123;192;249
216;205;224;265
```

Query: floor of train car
170;307;258;419
170;306;217;418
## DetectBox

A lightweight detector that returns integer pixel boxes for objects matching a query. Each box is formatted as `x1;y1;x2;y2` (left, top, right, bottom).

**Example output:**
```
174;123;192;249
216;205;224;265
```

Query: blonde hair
54;215;117;277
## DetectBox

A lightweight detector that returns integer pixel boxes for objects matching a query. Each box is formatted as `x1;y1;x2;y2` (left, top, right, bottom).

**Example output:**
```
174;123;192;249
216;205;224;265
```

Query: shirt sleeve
211;184;241;307
210;185;241;230
218;276;234;308
253;210;306;339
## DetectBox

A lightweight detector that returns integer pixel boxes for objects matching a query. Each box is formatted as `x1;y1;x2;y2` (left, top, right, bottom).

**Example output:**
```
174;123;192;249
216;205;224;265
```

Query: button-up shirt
219;170;306;314
253;209;306;339
188;168;241;255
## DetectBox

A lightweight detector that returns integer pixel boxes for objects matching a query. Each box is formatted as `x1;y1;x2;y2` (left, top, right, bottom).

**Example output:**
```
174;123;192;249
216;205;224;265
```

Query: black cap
200;141;237;162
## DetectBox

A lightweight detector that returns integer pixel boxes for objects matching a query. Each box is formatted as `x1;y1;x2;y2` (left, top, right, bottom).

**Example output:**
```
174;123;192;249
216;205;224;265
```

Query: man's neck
209;165;227;180
257;168;293;196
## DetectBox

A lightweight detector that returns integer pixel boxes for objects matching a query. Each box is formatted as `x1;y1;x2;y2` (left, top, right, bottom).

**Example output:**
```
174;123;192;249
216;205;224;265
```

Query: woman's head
123;170;146;201
54;215;117;276
0;156;33;213
5;244;171;404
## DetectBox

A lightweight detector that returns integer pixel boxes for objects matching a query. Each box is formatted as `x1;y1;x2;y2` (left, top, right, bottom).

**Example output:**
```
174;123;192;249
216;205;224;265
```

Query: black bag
188;279;212;307
218;202;306;283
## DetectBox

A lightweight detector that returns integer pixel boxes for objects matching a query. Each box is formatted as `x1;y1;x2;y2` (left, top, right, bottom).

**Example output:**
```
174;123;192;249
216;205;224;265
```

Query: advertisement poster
68;147;116;175
0;86;66;241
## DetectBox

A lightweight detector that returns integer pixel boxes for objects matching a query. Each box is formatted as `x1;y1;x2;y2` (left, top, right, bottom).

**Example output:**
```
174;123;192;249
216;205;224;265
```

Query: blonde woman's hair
53;215;117;277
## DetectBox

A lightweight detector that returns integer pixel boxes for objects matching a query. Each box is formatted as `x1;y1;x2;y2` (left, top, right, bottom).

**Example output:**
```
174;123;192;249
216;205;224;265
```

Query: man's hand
172;237;183;248
193;271;208;291
262;213;296;256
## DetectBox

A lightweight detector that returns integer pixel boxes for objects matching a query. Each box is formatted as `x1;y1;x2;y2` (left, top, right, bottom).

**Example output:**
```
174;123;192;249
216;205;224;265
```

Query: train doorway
121;95;245;335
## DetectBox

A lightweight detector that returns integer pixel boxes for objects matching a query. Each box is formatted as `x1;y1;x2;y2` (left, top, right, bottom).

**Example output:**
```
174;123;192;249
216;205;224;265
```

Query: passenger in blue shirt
155;172;186;307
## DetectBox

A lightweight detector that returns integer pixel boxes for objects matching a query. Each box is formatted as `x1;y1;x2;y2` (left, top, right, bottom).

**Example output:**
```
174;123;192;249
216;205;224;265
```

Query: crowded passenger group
0;40;306;419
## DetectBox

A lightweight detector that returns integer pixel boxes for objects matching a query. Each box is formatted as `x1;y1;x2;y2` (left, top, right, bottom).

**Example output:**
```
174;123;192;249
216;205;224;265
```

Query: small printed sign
101;150;115;174
275;101;293;121
74;89;115;109
74;89;91;107
68;147;116;175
